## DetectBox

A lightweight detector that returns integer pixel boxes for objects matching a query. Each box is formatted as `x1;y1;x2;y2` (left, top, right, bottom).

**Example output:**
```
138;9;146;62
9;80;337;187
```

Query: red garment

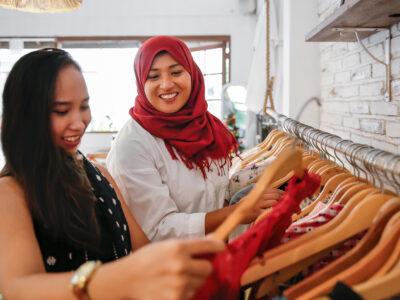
192;170;321;300
130;36;238;177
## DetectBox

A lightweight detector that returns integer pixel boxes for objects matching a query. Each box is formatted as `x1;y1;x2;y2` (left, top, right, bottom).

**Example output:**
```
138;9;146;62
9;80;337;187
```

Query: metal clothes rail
266;108;400;193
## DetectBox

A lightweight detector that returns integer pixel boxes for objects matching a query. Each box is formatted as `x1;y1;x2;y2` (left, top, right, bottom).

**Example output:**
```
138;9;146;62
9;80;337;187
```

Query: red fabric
130;36;238;178
192;170;321;300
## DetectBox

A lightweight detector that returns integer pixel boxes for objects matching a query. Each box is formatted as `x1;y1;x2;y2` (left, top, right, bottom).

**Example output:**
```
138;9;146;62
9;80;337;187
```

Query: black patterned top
34;154;132;272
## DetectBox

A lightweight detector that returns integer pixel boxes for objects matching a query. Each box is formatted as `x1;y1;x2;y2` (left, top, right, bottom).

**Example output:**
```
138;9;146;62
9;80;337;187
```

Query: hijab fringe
165;141;239;179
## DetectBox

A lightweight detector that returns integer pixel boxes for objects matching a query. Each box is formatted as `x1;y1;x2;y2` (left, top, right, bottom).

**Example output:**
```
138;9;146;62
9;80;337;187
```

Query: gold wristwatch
70;260;102;300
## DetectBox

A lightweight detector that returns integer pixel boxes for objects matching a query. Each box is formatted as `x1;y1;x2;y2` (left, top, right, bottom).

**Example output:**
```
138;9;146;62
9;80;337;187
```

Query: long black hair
1;48;100;251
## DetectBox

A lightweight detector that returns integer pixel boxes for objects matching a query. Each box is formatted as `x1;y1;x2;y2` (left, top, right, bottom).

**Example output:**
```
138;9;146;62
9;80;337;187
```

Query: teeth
160;93;178;99
64;136;80;142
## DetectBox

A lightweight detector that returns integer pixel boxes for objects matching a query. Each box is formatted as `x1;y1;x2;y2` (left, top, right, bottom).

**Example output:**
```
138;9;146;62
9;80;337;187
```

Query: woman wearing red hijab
107;36;283;241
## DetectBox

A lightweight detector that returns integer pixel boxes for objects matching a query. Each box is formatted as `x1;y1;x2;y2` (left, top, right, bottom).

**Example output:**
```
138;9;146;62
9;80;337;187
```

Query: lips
159;92;178;101
62;135;82;148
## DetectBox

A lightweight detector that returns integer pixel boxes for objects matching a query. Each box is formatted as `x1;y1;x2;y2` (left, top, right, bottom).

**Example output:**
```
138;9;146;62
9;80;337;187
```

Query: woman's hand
104;237;226;300
238;187;285;224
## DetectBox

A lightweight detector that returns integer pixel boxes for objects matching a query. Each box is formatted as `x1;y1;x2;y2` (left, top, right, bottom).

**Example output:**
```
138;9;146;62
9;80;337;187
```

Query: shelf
306;0;400;42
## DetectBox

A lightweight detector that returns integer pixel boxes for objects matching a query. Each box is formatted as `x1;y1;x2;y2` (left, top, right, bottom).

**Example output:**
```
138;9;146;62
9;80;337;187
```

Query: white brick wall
318;0;400;155
370;102;398;116
387;122;400;138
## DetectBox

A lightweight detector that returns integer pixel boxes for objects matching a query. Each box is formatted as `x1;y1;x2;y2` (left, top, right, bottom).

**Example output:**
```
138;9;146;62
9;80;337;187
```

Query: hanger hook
310;130;324;156
347;144;363;180
360;146;375;184
296;124;308;149
320;133;336;163
364;148;381;188
383;154;400;193
370;150;387;192
303;127;315;154
342;141;360;178
333;139;352;171
350;144;370;182
310;131;324;157
389;156;400;192
325;134;341;167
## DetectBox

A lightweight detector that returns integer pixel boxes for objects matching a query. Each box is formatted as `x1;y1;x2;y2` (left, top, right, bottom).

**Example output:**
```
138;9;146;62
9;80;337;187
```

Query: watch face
71;261;100;289
81;261;98;276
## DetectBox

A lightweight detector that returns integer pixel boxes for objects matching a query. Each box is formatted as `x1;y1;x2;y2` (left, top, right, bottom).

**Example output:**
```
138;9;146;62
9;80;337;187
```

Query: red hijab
130;36;238;178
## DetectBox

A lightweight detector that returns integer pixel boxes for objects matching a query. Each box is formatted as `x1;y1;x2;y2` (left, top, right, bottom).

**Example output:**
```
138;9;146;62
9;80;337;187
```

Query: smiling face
50;65;91;154
144;52;192;114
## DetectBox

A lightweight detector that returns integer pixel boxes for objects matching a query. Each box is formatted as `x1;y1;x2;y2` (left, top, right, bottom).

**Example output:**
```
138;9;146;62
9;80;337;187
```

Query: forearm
205;205;236;235
4;272;76;300
3;261;131;300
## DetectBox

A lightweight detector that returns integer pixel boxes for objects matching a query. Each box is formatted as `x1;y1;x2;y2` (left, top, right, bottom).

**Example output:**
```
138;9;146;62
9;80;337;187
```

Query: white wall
282;0;320;127
0;0;257;86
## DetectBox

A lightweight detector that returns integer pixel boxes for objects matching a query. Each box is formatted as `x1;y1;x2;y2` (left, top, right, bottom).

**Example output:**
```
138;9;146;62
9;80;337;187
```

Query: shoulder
0;176;24;198
93;162;112;182
117;119;152;139
0;176;28;211
108;121;161;168
111;120;153;153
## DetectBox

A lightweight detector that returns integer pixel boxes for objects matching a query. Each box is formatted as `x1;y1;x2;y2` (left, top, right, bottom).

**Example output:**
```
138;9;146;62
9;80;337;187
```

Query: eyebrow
149;63;182;72
53;98;89;106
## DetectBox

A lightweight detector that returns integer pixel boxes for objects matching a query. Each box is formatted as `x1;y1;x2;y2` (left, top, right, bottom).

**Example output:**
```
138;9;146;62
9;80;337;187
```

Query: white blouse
106;119;229;241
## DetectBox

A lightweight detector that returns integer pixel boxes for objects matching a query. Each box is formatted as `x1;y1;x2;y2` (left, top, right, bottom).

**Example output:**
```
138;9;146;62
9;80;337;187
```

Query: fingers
258;199;277;209
180;237;226;256
264;188;285;195
185;257;213;277
262;188;285;202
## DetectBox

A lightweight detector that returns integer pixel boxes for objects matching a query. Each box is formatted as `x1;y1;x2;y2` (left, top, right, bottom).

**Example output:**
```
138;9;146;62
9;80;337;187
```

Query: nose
160;75;174;90
69;111;86;131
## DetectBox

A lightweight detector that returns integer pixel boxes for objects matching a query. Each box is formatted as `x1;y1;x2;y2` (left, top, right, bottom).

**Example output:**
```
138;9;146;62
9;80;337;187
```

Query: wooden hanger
252;174;357;264
241;193;392;285
291;174;356;223
253;188;382;298
299;209;400;300
318;166;348;186
302;155;318;169
241;129;282;159
234;130;282;171
241;134;289;167
367;205;400;279
308;160;332;174
213;147;304;241
369;229;400;279
310;164;346;197
314;164;331;175
254;249;332;298
273;138;295;157
258;129;284;149
353;241;400;300
305;153;322;167
324;180;365;207
283;197;400;300
336;183;373;205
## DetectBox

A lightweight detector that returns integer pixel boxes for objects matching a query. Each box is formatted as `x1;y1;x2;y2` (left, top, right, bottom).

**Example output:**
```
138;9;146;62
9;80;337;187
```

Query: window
191;41;230;120
0;36;230;133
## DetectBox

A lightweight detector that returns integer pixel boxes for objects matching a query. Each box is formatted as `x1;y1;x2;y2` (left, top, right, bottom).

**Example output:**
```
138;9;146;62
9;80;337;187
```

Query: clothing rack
266;108;400;194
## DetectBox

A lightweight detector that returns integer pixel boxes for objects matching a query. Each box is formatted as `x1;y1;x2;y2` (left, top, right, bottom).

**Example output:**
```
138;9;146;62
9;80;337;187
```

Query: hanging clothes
192;170;321;300
227;155;276;200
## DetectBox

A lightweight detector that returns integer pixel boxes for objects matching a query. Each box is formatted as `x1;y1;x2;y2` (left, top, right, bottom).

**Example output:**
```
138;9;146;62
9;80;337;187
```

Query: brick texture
318;0;400;155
